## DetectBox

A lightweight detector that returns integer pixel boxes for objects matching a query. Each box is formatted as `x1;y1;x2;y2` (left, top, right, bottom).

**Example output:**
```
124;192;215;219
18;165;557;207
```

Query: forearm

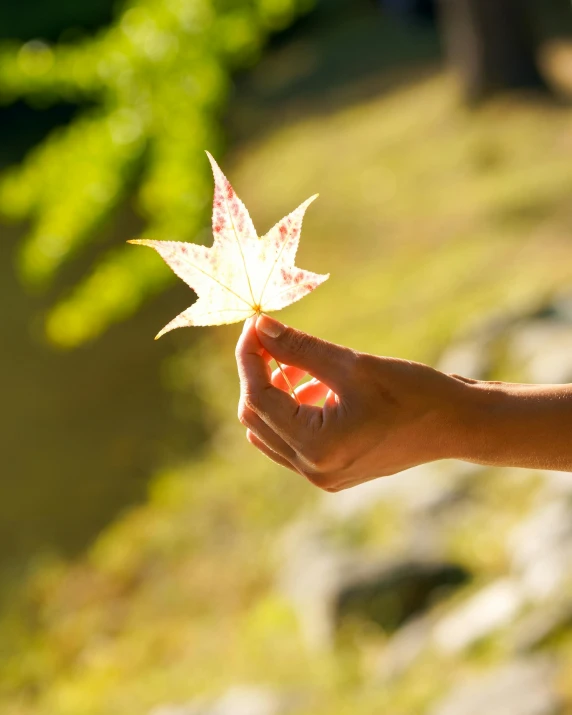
453;381;572;471
236;315;572;489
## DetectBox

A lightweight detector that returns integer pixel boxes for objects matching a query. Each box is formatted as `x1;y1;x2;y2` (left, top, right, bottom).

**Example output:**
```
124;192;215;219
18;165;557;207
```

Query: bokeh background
3;0;572;713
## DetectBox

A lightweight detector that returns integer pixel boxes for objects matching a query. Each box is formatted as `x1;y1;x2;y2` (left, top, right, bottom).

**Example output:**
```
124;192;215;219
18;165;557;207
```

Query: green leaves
0;0;315;347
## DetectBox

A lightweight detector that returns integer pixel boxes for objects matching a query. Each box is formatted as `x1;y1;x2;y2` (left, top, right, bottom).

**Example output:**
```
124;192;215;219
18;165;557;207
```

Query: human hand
235;315;473;492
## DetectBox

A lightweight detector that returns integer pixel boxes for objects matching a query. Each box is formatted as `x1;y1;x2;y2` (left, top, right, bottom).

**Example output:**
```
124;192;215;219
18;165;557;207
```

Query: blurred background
3;0;572;712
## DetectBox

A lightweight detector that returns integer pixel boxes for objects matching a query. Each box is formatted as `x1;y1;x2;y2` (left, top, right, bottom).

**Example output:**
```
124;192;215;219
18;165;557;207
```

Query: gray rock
336;559;468;632
319;461;482;520
433;578;524;655
510;499;572;602
430;658;561;715
276;519;348;649
318;463;440;519
376;615;432;681
277;520;469;649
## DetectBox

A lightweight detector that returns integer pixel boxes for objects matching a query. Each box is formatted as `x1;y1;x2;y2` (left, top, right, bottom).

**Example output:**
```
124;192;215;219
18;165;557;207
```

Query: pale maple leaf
129;152;329;339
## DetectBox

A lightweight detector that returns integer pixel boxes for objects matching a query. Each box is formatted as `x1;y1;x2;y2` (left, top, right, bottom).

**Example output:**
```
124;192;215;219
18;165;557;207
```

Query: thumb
256;314;354;392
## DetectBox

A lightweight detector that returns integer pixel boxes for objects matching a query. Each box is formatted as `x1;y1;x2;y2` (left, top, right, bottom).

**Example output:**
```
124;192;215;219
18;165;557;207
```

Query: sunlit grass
4;67;572;714
228;75;572;363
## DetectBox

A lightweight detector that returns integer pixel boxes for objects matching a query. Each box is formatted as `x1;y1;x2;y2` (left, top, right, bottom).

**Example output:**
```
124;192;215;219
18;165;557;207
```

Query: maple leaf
128;152;328;339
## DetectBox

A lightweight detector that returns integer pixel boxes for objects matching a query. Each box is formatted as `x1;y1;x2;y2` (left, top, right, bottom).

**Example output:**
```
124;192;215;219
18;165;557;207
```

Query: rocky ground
5;5;572;712
149;294;572;714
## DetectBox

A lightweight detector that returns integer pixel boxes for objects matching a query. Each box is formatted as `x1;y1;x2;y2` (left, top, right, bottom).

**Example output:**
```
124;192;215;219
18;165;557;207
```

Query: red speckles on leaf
127;154;328;335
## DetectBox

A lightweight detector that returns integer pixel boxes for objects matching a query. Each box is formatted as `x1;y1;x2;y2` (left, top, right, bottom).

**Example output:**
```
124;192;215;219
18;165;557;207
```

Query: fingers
270;360;335;408
256;315;355;393
271;365;333;407
239;404;298;462
246;431;299;473
271;364;307;392
236;318;315;448
295;378;330;405
271;364;333;408
235;316;272;392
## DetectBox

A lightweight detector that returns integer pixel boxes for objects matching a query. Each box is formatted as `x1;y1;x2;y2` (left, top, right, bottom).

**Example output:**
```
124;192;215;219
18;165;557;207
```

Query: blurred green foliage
5;5;572;712
4;59;572;711
0;0;313;347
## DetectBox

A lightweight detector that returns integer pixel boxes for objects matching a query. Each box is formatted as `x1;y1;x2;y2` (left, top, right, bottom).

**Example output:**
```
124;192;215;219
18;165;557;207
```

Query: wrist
446;379;514;465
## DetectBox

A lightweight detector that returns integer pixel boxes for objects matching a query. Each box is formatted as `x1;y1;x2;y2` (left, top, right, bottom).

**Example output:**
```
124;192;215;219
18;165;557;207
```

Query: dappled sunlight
3;1;572;714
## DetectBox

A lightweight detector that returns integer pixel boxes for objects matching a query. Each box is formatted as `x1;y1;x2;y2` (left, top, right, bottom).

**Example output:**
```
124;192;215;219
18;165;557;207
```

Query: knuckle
351;350;374;380
300;446;340;478
237;399;254;426
242;389;262;414
287;329;316;357
299;438;353;484
300;469;338;492
300;443;326;471
299;434;341;472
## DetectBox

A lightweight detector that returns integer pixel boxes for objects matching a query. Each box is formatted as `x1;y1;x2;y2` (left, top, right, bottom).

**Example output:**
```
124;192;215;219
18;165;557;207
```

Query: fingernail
257;314;284;338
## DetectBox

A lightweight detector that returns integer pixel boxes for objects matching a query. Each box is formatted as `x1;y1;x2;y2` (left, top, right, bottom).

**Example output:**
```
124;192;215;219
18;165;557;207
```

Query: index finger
235;318;321;450
235;316;272;392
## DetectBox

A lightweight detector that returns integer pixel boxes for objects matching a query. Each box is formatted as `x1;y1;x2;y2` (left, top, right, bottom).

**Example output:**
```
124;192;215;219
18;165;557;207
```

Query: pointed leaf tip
130;154;327;337
205;150;221;175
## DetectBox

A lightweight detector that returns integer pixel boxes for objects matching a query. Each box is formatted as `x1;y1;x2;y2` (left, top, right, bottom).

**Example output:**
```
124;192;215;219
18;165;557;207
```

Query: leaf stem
256;311;300;405
276;360;301;405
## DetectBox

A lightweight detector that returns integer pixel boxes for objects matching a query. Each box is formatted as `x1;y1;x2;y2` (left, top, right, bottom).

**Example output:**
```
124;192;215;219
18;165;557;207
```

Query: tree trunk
438;0;549;103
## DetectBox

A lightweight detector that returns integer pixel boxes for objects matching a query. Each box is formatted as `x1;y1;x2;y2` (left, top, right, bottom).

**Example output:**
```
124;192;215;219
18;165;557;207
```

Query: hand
235;315;472;492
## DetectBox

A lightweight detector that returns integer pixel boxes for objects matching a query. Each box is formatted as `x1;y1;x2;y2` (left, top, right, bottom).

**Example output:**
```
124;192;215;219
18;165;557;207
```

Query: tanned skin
235;315;572;492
